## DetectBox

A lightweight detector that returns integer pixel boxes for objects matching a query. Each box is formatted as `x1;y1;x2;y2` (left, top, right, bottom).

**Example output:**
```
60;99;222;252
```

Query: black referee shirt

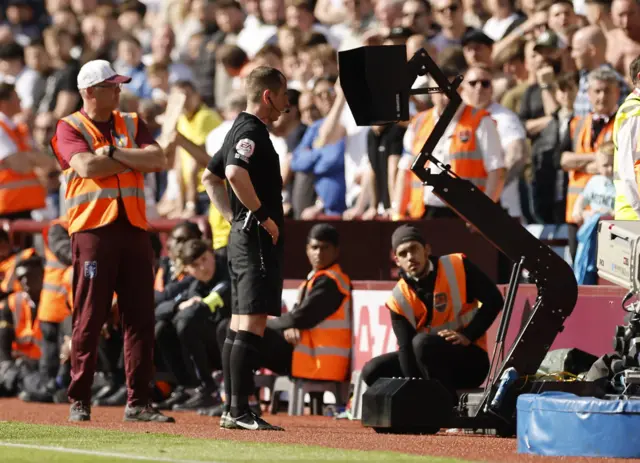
207;112;284;226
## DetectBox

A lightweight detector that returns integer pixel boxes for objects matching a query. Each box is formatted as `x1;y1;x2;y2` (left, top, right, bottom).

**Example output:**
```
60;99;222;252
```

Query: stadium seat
270;376;350;416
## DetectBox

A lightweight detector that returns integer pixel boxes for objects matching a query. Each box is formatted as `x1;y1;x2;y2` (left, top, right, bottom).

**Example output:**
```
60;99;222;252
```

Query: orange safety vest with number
399;106;490;219
565;114;614;223
50;110;147;235
0;118;46;215
291;264;352;382
37;218;71;323
9;291;42;360
0;248;37;293
386;253;487;352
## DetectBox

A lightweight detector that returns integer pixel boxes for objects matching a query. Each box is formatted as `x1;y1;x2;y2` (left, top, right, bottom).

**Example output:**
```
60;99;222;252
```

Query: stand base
361;378;606;437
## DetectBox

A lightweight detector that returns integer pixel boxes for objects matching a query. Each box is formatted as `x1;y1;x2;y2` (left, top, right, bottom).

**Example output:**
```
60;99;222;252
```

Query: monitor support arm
407;48;578;419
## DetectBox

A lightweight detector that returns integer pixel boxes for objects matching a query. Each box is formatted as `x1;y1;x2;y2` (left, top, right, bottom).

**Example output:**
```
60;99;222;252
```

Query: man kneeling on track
0;256;44;397
210;224;352;420
361;224;504;405
154;239;231;412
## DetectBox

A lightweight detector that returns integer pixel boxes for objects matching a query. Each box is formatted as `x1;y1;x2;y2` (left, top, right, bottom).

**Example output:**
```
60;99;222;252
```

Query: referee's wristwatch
107;145;116;158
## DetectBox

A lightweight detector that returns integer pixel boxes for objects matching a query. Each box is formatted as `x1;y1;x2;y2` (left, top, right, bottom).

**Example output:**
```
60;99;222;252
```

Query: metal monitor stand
406;48;578;422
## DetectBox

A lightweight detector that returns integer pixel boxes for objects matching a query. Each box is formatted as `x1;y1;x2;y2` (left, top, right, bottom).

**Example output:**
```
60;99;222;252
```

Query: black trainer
229;411;284;431
220;411;236;429
154;386;190;410
69;401;91;422
94;385;127;406
198;403;225;417
172;388;220;411
124;404;175;423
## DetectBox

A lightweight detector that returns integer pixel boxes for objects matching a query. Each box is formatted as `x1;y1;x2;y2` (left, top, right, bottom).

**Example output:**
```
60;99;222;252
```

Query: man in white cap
50;59;172;423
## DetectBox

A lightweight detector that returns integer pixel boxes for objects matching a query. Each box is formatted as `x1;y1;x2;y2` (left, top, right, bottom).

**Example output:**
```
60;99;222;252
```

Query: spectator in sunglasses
461;64;529;224
429;0;473;54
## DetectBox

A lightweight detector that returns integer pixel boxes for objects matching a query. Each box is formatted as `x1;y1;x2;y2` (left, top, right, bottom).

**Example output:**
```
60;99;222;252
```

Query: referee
202;66;289;431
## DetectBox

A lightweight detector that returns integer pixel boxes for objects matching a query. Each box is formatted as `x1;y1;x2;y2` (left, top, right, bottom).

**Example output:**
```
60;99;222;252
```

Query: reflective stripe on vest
42;282;68;295
65;186;145;210
294;345;351;357
613;94;640;220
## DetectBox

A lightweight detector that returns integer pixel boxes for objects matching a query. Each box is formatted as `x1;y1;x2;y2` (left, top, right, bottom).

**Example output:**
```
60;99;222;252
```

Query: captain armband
203;292;224;313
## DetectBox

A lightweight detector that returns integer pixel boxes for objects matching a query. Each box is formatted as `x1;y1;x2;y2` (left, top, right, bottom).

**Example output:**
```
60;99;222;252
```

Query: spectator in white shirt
399;70;506;219
461;64;529;221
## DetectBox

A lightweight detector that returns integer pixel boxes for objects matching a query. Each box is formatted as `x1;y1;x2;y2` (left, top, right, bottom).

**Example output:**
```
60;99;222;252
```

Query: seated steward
264;223;352;382
154;221;201;305
154;238;231;412
0;256;44;396
361;225;504;404
0;228;38;298
37;217;71;384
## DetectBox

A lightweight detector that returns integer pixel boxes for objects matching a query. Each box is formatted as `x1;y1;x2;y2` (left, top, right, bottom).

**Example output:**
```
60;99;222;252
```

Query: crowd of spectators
0;0;637;272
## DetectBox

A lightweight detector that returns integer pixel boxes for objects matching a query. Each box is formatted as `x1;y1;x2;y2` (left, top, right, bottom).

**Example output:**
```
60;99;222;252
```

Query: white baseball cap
77;60;132;90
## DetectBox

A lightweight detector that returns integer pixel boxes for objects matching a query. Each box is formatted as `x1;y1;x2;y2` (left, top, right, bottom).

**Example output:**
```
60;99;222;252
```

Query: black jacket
155;255;231;324
267;264;348;331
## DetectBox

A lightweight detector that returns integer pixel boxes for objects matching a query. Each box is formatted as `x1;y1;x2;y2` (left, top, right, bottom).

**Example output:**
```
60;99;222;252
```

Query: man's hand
438;329;471;346
260;217;279;245
536;66;556;87
179;296;202;311
95;145;113;157
284;328;301;344
60;335;72;364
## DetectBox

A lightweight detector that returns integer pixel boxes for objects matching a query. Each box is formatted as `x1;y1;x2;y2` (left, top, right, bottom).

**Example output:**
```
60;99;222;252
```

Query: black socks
229;330;262;418
221;329;236;413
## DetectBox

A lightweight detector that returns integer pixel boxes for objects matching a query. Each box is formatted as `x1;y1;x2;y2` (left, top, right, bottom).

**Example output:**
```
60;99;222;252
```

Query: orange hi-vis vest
565;113;614;223
9;291;42;360
0;248;37;293
386;253;487;352
37;218;71;323
399;106;490;219
291;264;353;382
0;117;46;215
50;110;147;235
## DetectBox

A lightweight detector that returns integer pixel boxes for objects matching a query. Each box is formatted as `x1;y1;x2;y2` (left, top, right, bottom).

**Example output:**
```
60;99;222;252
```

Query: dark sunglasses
436;4;459;14
468;79;491;89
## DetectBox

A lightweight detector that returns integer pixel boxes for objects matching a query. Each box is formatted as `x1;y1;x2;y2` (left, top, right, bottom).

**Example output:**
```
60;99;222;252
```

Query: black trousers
216;319;293;377
361;333;490;401
97;324;125;386
39;321;61;381
156;303;221;389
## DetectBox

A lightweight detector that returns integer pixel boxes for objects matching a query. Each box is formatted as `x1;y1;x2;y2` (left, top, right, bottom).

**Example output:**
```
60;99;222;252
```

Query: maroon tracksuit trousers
67;210;155;407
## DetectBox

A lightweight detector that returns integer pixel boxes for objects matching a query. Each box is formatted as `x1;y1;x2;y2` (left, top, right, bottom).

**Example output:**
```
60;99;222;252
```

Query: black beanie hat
391;224;425;252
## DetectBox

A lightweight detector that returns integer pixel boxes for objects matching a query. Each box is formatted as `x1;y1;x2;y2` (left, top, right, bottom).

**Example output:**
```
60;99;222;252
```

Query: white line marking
0;442;222;463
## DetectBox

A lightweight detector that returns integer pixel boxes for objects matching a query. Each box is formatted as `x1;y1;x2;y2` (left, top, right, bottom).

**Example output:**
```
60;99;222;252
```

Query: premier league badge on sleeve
235;139;255;163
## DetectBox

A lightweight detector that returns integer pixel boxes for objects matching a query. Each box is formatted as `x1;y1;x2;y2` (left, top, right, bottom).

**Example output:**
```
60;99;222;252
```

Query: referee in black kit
202;66;289;431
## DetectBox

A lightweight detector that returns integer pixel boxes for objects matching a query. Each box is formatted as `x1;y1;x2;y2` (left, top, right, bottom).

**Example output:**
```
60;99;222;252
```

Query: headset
268;96;290;114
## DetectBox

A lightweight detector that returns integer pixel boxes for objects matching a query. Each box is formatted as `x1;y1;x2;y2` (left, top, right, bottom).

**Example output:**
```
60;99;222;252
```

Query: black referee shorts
227;221;283;317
